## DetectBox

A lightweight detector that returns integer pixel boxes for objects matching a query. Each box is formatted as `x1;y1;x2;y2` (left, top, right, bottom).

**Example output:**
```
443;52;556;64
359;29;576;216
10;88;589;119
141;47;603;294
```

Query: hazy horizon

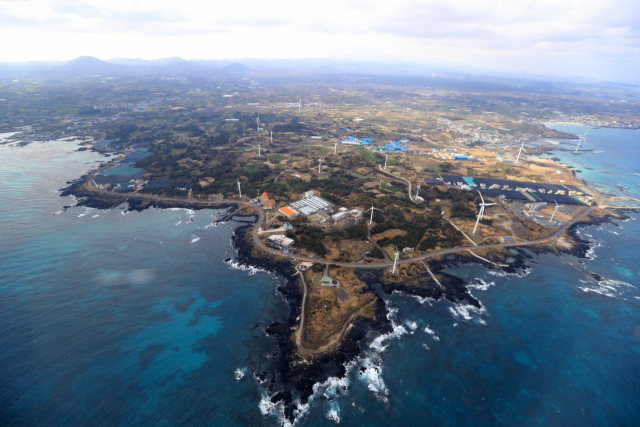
1;0;639;84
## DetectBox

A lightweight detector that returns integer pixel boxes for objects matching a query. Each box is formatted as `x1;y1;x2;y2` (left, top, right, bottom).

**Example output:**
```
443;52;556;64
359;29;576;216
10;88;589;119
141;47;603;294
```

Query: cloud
0;0;639;82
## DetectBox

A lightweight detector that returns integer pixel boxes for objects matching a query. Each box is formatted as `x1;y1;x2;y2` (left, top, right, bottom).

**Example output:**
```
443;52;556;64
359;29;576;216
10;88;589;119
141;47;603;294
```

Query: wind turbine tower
334;141;338;155
237;179;242;198
299;98;301;112
270;131;273;143
550;201;563;223
365;202;380;226
515;141;527;164
392;248;400;274
415;182;421;200
318;158;322;174
384;155;389;171
472;190;496;236
258;143;261;157
256;113;260;131
574;129;589;153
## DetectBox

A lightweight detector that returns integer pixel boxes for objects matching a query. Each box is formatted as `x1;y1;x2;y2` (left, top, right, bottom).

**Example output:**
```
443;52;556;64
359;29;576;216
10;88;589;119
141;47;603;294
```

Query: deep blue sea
1;129;639;426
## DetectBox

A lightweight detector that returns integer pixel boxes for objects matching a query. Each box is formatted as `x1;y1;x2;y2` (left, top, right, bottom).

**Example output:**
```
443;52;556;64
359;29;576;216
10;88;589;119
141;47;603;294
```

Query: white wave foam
579;287;616;298
258;393;278;416
585;242;602;260
78;214;85;217
313;375;350;401
92;215;99;218
235;368;245;380
370;324;408;353
423;325;440;341
448;303;485;321
326;409;340;424
53;211;62;215
191;237;200;243
468;278;495;291
175;220;182;226
225;258;268;276
359;357;389;402
404;320;418;332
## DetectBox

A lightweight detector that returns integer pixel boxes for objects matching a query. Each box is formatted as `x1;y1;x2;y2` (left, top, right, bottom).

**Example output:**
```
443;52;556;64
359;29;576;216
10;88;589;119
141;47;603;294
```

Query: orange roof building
278;206;299;218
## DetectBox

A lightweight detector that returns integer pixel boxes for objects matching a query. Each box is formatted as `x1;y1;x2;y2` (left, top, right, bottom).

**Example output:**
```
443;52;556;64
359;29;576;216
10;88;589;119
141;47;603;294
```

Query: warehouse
288;195;333;216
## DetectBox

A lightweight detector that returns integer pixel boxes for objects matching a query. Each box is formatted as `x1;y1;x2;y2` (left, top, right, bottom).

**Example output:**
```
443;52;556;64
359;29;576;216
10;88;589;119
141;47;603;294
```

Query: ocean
1;128;639;426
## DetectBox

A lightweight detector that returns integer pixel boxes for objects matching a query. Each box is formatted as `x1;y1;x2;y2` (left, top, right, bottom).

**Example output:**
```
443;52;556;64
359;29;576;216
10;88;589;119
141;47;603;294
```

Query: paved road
86;179;596;269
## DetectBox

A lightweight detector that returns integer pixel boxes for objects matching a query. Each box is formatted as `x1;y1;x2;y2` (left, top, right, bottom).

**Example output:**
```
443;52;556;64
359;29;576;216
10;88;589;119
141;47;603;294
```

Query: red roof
261;192;269;198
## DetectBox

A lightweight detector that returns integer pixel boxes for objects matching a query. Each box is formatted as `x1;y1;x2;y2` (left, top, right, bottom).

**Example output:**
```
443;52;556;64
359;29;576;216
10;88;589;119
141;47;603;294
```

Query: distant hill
223;63;250;72
63;56;114;70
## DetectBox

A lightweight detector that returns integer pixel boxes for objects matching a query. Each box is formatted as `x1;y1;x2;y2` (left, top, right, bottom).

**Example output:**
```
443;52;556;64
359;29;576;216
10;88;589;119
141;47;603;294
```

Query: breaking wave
225;258;268;276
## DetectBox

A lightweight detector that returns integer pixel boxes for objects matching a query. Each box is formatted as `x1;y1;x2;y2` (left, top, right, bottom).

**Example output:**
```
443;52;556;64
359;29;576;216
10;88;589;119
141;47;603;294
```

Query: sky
2;0;640;83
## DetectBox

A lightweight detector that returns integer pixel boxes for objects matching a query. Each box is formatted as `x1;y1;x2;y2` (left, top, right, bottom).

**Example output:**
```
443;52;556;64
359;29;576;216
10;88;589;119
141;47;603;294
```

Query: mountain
223;62;250;73
62;56;115;71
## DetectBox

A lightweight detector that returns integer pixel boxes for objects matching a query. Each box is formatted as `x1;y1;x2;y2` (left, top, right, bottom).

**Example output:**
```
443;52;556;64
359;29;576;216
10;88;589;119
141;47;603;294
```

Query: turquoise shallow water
1;136;639;426
538;124;640;203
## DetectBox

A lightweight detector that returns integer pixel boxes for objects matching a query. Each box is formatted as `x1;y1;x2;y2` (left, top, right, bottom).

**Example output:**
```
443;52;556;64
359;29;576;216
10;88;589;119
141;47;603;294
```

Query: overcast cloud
1;0;639;82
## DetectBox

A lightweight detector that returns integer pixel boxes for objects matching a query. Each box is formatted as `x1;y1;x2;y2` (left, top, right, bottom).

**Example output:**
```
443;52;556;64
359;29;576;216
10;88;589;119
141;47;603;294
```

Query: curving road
86;178;596;269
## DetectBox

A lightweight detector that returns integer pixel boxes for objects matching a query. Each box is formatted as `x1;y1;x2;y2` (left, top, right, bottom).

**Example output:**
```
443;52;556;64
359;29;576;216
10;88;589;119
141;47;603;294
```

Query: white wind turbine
318;158;322;174
415;182;421;200
384;155;389;171
515;141;527;164
472;190;496;236
256;113;260;131
270;131;273;143
257;143;261;157
391;247;400;274
574;129;589;153
334;141;338;155
550;201;564;223
237;179;242;198
365;202;380;226
298;98;301;112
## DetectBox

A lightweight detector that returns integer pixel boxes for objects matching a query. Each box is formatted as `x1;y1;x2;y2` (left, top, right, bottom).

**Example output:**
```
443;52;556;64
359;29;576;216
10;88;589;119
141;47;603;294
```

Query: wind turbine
256;113;260;131
237;179;242;198
472;190;496;236
392;247;400;274
299;98;301;112
384;155;389;171
574;129;589;153
550;201;564;223
415;182;421;200
334;141;338;155
365;202;380;226
258;143;261;157
318;158;322;174
515;141;526;164
270;131;273;143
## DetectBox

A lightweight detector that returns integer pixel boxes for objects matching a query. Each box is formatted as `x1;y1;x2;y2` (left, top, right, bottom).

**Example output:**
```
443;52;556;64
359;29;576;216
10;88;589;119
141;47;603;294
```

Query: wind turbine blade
477;190;485;204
